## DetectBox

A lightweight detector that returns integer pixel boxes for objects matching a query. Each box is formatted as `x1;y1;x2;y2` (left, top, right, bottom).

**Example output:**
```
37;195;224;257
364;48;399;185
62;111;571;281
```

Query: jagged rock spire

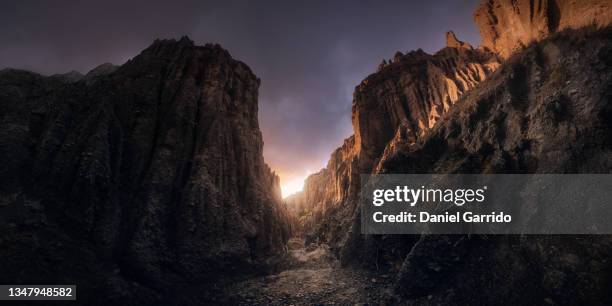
445;31;473;49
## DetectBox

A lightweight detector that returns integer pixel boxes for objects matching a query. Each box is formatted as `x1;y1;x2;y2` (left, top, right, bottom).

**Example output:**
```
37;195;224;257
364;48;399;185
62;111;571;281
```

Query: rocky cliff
0;37;291;304
285;136;359;244
293;0;611;259
291;32;500;251
475;0;612;58
286;0;612;304
382;27;612;304
353;39;500;171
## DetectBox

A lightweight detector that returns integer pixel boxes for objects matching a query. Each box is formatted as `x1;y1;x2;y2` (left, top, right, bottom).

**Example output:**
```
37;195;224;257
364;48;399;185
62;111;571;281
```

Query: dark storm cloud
0;0;481;189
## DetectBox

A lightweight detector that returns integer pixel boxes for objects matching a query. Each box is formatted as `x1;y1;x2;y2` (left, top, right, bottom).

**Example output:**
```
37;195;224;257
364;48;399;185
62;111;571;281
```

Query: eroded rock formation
0;37;291;304
287;0;612;303
353;42;500;171
285;136;359;245
446;31;473;50
383;28;612;304
475;0;612;58
292;32;500;252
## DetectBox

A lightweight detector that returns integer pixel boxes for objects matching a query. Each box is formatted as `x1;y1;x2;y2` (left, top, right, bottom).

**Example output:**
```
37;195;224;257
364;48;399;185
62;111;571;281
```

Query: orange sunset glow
278;169;314;198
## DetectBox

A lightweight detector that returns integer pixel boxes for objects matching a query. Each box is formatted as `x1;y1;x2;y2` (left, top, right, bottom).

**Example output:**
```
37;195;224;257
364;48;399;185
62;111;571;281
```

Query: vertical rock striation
353;41;500;171
285;136;359;245
475;0;612;58
385;28;612;304
0;37;291;301
290;32;500;253
287;0;612;303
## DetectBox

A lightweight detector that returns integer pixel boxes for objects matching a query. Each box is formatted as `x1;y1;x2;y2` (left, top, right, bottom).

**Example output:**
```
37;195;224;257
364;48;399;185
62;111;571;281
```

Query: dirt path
219;238;394;305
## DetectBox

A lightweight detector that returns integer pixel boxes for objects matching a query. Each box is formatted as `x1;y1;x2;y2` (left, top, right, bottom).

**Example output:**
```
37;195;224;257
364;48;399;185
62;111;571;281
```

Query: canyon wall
353;40;500;171
475;0;612;58
0;37;291;303
386;28;612;304
290;33;500;250
288;0;612;303
285;136;359;244
294;0;612;259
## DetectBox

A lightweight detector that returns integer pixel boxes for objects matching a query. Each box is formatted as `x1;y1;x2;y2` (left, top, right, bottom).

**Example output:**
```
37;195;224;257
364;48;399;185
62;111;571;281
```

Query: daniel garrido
372;211;512;223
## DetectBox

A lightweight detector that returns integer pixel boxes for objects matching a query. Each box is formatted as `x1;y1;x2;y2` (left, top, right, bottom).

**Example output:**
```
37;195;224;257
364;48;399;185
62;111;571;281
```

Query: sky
0;0;482;197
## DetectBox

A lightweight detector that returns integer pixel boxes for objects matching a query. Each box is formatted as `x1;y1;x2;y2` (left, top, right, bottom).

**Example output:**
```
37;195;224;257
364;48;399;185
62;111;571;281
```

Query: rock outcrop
475;0;612;58
446;31;473;50
286;0;612;304
290;32;500;253
285;136;359;245
0;37;291;304
384;27;612;304
292;0;612;260
353;43;500;171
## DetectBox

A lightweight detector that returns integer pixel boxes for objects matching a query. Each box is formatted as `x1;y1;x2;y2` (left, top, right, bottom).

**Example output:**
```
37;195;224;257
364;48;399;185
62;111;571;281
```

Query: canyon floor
206;238;394;305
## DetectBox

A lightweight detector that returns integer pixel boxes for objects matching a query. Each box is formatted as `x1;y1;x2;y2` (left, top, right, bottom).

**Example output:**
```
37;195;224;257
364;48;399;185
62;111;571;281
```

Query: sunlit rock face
0;37;291;301
475;0;612;58
285;136;359;244
353;40;500;171
381;28;612;304
446;31;473;49
289;33;500;251
293;0;612;260
289;0;612;303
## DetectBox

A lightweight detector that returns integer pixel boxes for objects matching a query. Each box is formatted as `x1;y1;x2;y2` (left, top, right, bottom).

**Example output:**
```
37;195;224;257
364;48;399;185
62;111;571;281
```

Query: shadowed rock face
292;0;612;260
382;28;612;304
289;35;500;250
286;0;612;304
285;136;359;245
0;37;291;302
475;0;612;58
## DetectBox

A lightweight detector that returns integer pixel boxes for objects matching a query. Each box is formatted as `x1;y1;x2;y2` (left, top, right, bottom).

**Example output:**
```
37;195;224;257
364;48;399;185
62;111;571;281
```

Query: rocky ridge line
286;0;612;303
475;0;612;58
0;36;291;304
